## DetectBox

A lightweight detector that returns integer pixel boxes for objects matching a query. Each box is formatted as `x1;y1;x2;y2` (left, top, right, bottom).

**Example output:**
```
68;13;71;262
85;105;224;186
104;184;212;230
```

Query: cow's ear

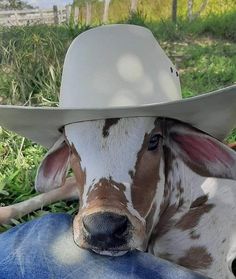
35;136;71;193
165;120;236;180
228;142;236;151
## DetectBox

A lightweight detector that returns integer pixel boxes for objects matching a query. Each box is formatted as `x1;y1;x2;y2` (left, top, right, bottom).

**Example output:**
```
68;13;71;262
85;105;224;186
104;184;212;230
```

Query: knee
37;212;73;225
32;213;73;235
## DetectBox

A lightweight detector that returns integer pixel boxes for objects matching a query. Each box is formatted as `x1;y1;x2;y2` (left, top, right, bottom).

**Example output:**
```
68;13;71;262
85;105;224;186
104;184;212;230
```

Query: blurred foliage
147;10;236;42
72;0;236;24
0;0;34;10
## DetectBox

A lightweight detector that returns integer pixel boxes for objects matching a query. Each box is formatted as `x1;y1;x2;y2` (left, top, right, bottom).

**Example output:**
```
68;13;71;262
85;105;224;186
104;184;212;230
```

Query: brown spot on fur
131;130;162;217
176;203;215;230
102;118;120;137
190;195;208;208
178;246;213;270
87;178;127;209
151;204;177;239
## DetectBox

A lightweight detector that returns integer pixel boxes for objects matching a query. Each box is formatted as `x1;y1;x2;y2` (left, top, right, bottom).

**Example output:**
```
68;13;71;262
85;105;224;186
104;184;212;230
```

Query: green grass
147;10;236;42
173;41;236;96
0;12;236;232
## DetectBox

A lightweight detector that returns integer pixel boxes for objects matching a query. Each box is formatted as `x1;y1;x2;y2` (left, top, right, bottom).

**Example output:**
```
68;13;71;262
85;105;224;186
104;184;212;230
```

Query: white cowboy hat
0;24;235;148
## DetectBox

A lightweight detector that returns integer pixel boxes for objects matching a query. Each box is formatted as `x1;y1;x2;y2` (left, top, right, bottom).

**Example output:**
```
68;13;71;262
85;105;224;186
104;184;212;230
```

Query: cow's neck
148;152;209;252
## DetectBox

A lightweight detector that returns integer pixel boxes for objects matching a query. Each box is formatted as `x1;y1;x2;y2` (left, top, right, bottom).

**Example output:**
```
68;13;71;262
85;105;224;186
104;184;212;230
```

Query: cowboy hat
0;24;235;148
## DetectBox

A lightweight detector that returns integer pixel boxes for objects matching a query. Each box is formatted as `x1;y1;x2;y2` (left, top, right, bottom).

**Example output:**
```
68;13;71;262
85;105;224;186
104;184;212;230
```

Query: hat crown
59;24;181;108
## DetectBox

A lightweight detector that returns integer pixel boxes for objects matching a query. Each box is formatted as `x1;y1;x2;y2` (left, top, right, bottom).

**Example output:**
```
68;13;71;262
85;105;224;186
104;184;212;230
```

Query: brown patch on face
86;178;127;209
74;177;146;251
131;127;163;217
178;246;213;270
190;195;208;208
175;203;215;230
70;144;86;198
102;118;120;137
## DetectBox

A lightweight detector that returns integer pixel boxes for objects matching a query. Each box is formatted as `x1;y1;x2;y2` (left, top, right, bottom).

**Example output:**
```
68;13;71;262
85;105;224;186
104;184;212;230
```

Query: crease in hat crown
59;24;182;109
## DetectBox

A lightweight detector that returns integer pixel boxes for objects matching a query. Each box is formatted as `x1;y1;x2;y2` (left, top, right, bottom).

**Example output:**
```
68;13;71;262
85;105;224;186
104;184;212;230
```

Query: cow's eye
148;134;162;151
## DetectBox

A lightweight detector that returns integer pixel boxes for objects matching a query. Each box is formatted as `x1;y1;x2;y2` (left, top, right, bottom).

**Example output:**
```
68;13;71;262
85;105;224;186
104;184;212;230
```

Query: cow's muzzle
82;212;132;254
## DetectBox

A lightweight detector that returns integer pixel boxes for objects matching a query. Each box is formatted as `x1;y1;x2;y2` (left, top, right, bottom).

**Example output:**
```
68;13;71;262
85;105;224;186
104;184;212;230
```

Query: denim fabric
0;213;209;279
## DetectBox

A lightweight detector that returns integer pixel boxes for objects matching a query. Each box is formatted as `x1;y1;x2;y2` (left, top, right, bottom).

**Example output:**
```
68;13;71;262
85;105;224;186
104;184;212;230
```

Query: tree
0;0;33;10
130;0;138;13
187;0;208;21
172;0;178;23
102;0;111;23
75;0;95;25
85;1;92;25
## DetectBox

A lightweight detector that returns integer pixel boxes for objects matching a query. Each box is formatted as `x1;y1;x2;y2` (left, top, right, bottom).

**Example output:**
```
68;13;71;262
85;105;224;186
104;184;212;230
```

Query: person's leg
0;213;209;279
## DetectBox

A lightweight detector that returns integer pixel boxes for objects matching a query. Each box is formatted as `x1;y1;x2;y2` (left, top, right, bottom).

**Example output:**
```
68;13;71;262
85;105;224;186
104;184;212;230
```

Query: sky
26;0;73;9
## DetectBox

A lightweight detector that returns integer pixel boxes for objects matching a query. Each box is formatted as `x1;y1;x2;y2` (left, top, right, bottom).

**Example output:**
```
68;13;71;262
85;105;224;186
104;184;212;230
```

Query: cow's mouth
91;249;128;256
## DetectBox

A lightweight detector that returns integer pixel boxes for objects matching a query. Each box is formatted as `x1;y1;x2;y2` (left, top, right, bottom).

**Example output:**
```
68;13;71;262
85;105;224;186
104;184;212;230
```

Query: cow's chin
91;249;129;256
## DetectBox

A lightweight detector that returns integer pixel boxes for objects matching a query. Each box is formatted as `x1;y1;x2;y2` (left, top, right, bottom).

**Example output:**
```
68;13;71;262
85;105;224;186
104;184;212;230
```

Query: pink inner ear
173;134;234;164
43;144;70;177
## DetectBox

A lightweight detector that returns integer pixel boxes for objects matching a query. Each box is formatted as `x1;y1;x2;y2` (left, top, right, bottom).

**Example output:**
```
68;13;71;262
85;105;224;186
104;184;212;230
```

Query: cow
0;117;236;278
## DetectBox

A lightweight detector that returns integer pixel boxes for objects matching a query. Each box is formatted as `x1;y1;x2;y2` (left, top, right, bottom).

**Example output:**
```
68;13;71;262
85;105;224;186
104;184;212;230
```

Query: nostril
114;218;128;237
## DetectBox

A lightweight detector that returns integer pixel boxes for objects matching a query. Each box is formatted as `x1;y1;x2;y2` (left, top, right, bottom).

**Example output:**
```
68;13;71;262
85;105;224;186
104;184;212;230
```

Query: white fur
65;118;156;216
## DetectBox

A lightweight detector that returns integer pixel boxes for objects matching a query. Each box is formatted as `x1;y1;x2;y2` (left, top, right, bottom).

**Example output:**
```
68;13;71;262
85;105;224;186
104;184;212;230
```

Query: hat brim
0;85;235;148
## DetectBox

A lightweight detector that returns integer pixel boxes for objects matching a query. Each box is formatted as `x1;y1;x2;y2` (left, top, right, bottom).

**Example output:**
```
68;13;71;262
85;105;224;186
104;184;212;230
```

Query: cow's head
35;117;236;256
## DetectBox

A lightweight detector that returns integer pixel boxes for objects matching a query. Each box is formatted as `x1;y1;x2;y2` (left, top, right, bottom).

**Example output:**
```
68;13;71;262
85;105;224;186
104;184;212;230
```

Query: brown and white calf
0;117;236;278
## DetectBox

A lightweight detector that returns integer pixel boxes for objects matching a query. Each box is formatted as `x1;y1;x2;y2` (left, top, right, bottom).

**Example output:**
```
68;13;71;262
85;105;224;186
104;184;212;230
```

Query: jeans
0;213;209;279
